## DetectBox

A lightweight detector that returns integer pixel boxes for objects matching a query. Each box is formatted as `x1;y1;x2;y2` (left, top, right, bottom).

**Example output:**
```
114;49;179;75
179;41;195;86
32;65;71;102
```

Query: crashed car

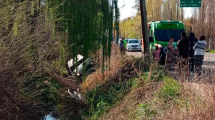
67;54;96;82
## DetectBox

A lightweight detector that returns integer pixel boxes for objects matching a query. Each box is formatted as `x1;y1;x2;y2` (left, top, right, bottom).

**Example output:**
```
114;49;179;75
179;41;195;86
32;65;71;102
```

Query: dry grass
99;82;162;120
81;43;128;93
158;83;215;120
99;80;215;120
96;57;215;120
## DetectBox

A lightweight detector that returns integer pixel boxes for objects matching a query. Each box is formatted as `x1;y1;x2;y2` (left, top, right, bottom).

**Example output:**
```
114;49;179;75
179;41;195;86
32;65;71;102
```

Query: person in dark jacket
189;32;198;71
177;32;190;78
120;38;125;54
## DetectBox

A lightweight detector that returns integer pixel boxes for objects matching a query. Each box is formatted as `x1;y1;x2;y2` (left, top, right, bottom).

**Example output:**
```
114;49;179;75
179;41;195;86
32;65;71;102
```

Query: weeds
157;77;181;100
20;72;61;113
136;103;158;119
98;57;215;120
83;79;134;120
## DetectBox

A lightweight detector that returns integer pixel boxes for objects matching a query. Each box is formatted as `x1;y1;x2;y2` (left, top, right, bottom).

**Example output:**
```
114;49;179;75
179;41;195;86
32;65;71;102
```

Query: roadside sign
180;0;202;7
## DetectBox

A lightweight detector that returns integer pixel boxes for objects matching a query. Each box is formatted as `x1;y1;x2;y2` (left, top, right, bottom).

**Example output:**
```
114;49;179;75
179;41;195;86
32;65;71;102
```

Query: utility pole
140;0;149;55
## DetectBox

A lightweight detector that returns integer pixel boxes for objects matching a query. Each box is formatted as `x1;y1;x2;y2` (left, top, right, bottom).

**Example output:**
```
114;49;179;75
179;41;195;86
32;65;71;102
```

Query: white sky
118;0;193;20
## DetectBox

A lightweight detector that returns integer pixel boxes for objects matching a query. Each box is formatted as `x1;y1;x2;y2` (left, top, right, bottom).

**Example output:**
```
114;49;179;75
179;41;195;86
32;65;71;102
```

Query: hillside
79;43;215;120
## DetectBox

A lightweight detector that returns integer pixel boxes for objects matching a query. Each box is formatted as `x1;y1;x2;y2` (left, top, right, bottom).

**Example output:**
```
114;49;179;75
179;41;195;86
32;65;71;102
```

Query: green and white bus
143;20;185;64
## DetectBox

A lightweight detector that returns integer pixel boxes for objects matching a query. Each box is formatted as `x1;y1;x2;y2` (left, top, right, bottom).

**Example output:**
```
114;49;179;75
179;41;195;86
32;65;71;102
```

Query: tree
0;0;119;119
190;0;215;49
162;0;181;20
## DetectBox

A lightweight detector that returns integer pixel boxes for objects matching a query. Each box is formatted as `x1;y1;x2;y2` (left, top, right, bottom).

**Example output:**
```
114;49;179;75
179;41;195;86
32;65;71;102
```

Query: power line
119;4;126;9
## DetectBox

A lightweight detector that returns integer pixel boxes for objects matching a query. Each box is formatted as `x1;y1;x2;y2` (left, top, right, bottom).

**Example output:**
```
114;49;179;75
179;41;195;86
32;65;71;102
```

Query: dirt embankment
99;81;215;120
183;82;215;102
81;43;144;93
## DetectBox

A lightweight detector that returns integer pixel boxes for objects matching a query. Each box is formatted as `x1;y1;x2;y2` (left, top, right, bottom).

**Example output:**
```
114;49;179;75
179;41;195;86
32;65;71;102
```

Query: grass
78;55;215;120
55;49;215;120
80;55;162;119
206;50;215;53
83;80;133;120
82;71;144;120
20;72;61;116
157;77;181;100
100;71;215;120
130;77;183;120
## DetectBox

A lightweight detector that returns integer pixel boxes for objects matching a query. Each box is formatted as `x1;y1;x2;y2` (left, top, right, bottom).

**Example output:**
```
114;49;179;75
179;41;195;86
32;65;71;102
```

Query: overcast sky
118;0;193;20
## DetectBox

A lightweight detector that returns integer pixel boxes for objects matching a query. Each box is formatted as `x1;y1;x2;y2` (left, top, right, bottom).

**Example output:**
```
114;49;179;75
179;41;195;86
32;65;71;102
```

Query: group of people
154;32;207;78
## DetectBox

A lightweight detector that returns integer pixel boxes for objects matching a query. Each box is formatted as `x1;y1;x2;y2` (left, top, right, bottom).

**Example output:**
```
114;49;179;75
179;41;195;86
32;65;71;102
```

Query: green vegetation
132;77;188;120
94;62;209;120
21;73;60;112
120;14;142;39
0;0;119;119
206;50;215;53
83;79;134;119
80;62;165;119
136;103;158;119
45;0;119;66
157;77;181;100
1;0;215;119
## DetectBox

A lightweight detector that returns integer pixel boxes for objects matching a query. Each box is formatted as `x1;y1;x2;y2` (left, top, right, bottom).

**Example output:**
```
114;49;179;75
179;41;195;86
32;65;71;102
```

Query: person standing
177;32;190;78
120;38;124;54
193;35;207;76
165;37;175;70
189;32;198;71
153;46;161;61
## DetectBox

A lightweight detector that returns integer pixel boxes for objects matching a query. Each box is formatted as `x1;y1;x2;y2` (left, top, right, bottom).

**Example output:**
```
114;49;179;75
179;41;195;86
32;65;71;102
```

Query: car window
70;58;85;72
129;40;139;44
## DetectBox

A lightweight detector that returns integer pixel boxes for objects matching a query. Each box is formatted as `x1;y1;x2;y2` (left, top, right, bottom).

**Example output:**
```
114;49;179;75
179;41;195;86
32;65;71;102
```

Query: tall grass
80;57;166;119
99;57;215;120
83;79;134;120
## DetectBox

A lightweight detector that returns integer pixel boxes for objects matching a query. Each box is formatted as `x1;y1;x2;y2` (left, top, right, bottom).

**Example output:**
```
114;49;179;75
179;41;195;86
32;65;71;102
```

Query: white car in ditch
67;54;96;82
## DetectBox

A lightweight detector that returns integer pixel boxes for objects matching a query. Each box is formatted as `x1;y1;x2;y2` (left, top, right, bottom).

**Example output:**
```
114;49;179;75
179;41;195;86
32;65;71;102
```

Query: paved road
204;52;215;61
125;51;143;58
126;51;215;66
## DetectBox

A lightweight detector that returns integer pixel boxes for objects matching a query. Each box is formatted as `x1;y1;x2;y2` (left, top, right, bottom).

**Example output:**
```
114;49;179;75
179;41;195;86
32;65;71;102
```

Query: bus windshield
154;29;184;42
